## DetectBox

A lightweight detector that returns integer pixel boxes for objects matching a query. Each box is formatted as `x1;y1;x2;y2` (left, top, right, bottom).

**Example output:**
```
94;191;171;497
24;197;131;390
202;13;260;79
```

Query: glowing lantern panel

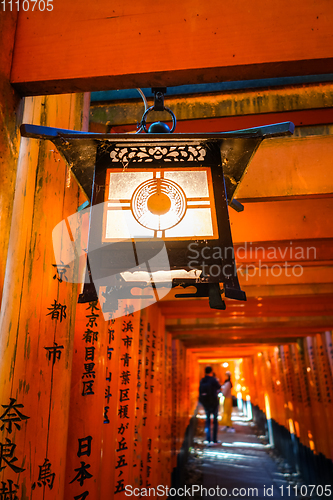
103;167;217;241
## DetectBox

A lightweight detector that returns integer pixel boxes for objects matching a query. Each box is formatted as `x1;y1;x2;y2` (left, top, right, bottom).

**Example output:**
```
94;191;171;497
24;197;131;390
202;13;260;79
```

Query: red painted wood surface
99;316;121;497
112;304;140;498
160;294;333;319
0;94;85;499
64;301;106;499
0;10;21;302
106;108;333;134
313;334;333;460
11;0;333;95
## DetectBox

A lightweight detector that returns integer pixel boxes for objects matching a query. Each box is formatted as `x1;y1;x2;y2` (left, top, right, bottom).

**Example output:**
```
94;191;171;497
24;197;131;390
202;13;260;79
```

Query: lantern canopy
21;121;294;311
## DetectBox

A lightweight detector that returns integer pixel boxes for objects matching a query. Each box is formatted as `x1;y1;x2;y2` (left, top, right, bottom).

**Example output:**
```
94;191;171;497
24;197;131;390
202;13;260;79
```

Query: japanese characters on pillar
149;307;165;489
0;398;28;498
81;302;100;398
171;340;178;467
267;349;278;415
313;334;333;460
186;350;199;416
292;342;315;452
100;314;121;497
316;334;333;407
131;310;146;489
103;317;114;425
260;351;274;423
154;312;165;486
177;343;185;448
304;336;331;458
323;331;333;460
113;303;140;497
289;344;305;440
283;346;300;436
295;342;312;413
170;339;187;468
64;300;106;500
271;347;286;425
69;436;93;500
148;309;159;488
325;331;333;379
140;315;152;489
278;346;294;427
162;332;173;484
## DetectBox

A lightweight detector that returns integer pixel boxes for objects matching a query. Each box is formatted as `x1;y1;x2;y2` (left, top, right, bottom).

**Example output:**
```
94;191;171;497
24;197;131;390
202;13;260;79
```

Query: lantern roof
20;122;294;203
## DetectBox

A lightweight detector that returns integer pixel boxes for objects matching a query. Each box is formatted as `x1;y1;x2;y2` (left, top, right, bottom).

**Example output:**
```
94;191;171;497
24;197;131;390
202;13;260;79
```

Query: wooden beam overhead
161;284;333;304
170;325;331;338
166;316;333;331
191;346;262;354
11;0;333;95
178;336;301;348
230;197;333;243
90;83;333;127
193;348;261;358
236;135;333;201
100;111;333;136
160;294;333;319
234;238;333;264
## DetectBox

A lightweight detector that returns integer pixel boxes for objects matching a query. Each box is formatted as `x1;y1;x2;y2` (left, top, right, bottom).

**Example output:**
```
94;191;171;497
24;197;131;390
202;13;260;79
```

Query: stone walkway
191;408;298;500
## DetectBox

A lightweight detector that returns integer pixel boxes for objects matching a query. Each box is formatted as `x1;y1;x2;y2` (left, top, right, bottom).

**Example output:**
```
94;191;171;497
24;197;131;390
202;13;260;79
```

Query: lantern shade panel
103;167;217;241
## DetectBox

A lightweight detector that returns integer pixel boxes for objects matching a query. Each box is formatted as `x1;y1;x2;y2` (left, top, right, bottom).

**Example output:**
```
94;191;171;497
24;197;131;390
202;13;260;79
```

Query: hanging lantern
20;90;293;312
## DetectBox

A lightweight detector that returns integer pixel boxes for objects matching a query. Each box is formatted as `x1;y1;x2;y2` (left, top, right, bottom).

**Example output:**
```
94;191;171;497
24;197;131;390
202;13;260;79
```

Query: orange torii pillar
0;94;85;499
289;343;315;452
0;10;21;303
304;336;332;459
64;295;174;499
312;334;333;461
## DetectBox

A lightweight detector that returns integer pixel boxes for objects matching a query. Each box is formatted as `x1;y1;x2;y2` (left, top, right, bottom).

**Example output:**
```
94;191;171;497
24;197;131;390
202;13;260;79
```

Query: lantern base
77;278;246;311
78;282;98;303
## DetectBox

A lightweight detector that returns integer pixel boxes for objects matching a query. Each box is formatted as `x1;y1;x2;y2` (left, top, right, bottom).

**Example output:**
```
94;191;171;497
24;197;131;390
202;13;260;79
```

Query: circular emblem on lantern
131;178;187;231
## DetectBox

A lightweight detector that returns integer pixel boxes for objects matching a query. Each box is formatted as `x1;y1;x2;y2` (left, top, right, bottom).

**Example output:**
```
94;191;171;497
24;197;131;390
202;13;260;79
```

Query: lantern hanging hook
139;87;177;133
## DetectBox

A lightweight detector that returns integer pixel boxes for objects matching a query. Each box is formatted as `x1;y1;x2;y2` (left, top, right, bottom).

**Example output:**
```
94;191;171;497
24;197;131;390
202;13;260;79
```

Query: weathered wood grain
11;0;333;95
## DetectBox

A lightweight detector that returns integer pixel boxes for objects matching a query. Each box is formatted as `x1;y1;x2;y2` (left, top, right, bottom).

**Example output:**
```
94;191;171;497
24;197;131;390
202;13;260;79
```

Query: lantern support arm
229;199;244;212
